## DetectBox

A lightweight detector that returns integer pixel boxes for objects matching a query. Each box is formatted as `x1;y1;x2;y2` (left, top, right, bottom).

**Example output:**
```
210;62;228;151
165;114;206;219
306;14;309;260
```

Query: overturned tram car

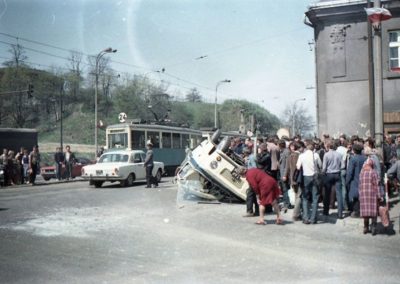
176;130;249;202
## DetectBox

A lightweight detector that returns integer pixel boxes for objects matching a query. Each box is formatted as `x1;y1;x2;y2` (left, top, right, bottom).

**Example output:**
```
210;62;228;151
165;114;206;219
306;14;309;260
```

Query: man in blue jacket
346;143;367;218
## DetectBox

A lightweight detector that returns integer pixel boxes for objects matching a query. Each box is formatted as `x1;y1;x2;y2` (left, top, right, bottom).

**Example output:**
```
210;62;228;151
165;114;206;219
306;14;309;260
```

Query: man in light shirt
322;139;343;219
336;139;349;211
296;140;322;224
64;145;76;180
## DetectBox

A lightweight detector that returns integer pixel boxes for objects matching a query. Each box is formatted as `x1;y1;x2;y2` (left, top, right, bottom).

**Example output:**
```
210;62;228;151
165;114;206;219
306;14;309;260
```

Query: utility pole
60;82;64;150
373;0;383;149
367;0;375;137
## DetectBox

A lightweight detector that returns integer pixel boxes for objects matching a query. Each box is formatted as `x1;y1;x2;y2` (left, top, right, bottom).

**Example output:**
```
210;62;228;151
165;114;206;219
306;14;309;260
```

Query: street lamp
95;47;117;157
214;79;231;129
292;98;306;137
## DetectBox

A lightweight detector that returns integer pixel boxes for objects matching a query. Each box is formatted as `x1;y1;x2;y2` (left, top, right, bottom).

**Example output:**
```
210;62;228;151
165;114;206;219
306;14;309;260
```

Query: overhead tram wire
161;26;308;69
0;26;308;76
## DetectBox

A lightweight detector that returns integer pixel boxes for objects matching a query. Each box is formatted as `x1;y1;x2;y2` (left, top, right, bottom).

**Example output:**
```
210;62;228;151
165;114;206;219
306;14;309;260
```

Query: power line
162;27;308;69
0;31;83;55
0;32;154;73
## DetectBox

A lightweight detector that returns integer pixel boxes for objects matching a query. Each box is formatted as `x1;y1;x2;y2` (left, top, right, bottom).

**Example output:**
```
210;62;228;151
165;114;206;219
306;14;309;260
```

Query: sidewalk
0;175;85;190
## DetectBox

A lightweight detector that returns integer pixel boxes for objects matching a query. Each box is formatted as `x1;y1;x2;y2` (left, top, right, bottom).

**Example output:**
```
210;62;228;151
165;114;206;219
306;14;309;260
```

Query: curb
0;177;86;190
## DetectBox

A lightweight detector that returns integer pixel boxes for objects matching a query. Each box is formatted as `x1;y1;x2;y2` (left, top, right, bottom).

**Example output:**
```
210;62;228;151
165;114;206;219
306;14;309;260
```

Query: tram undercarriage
176;130;249;203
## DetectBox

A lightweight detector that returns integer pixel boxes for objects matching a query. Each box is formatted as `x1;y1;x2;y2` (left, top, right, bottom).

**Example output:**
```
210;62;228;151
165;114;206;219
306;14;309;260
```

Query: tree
0;44;31;127
3;44;28;68
185;88;202;103
280;103;315;137
220;99;281;134
66;50;83;99
169;102;193;127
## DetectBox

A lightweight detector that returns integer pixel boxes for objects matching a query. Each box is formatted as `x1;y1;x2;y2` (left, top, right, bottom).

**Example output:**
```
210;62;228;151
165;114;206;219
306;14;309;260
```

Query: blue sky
0;0;317;117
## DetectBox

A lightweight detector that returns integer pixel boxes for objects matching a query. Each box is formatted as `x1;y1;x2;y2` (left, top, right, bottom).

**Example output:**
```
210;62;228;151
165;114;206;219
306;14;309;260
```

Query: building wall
306;0;400;137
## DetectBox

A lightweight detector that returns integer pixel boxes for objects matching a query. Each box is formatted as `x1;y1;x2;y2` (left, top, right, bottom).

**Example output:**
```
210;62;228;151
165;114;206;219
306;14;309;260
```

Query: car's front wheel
122;173;135;187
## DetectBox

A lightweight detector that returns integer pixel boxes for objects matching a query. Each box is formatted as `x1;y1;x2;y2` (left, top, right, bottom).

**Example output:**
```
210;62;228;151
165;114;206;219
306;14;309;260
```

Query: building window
389;30;400;71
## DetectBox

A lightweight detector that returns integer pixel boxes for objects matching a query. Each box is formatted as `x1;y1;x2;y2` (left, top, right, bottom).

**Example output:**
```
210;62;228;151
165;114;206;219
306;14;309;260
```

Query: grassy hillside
38;99;281;154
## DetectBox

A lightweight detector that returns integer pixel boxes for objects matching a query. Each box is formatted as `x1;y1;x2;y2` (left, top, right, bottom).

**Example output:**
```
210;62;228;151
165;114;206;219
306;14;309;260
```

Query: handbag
379;205;390;227
313;154;323;186
293;167;303;185
379;177;391;228
288;187;295;205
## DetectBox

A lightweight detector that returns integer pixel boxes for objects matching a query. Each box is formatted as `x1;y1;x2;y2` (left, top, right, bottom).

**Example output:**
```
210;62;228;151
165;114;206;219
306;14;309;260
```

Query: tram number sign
119;112;127;123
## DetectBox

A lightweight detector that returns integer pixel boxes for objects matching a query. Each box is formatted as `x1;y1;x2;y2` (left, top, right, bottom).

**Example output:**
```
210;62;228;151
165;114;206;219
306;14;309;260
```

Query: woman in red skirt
244;168;283;225
359;158;382;235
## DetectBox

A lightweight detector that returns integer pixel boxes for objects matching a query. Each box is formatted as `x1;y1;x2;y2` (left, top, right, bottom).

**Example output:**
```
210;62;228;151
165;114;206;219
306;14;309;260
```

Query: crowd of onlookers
0;144;79;187
0;145;41;186
233;133;400;234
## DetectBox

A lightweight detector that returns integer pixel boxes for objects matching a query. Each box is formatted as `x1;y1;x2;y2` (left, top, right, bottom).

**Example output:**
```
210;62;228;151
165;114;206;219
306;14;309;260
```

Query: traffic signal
27;83;34;98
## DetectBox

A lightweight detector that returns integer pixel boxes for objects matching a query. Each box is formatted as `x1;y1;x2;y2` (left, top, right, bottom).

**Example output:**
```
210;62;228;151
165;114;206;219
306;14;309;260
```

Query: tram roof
107;123;202;134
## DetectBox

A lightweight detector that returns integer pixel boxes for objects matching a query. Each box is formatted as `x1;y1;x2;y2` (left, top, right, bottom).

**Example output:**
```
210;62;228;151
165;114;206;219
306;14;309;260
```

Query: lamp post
95;47;117;157
214;79;231;129
292;98;306;137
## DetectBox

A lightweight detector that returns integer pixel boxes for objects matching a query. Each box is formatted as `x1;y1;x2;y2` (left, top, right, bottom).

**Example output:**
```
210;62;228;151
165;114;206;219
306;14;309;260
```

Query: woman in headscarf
359;158;382;235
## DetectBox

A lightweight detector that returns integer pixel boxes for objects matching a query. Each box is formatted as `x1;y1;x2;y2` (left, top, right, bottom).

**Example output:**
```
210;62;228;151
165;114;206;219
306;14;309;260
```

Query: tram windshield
108;133;128;149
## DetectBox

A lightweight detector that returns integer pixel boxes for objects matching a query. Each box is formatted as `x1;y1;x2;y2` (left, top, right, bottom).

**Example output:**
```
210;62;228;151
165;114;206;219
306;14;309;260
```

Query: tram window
108;133;128;149
132;130;145;149
162;132;172;148
147;132;160;148
172;133;181;148
182;134;190;148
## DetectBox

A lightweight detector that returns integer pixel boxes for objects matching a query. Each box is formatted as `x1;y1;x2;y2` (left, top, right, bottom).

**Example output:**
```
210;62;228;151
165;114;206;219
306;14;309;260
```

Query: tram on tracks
105;121;245;176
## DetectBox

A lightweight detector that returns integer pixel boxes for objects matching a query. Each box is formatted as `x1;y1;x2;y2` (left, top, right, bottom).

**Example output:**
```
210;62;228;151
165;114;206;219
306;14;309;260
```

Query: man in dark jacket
256;143;272;176
144;141;158;188
346;143;367;217
54;147;65;180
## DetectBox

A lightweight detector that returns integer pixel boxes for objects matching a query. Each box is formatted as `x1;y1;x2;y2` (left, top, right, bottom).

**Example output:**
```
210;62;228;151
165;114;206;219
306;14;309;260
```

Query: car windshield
98;154;129;163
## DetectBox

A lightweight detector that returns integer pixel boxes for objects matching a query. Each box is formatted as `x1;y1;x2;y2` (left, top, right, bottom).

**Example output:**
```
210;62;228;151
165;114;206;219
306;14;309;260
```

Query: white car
81;150;164;188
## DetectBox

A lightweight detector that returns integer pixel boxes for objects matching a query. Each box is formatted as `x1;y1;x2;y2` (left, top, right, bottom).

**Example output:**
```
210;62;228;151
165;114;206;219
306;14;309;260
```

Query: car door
133;153;146;180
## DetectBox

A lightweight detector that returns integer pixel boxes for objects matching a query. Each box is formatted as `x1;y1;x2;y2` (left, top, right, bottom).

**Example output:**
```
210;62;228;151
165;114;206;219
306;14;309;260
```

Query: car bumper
41;172;56;179
81;174;123;182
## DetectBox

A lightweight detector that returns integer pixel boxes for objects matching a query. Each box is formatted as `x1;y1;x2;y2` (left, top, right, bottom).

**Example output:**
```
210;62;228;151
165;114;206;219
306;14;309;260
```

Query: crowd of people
0;145;41;186
236;133;400;235
0;144;79;186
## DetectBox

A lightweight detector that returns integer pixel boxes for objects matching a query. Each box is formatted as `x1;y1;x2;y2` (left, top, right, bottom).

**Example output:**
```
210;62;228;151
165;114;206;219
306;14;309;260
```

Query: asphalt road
0;178;399;284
